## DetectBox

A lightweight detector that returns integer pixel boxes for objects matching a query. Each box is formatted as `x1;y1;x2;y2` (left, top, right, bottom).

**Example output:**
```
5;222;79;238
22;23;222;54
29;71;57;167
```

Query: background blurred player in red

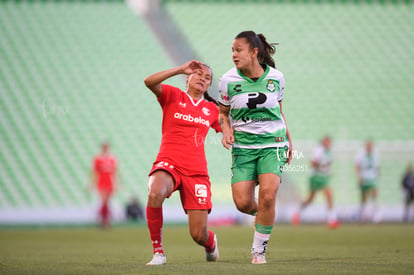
90;142;119;228
144;60;221;265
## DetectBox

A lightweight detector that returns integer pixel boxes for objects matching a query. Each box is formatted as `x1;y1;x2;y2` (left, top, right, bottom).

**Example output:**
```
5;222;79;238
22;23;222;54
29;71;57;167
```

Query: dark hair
235;31;278;68
204;92;218;106
201;63;218;106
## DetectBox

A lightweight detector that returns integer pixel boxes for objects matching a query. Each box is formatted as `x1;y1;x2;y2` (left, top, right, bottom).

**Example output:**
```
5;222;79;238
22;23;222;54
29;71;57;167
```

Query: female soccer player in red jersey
91;142;119;228
144;60;220;265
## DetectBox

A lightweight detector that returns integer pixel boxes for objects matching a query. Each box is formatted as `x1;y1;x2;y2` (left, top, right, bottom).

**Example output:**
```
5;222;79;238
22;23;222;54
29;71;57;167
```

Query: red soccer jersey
93;154;117;191
155;84;221;176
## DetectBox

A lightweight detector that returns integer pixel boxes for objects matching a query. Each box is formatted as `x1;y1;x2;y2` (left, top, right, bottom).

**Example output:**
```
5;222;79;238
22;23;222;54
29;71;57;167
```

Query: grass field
1;224;414;274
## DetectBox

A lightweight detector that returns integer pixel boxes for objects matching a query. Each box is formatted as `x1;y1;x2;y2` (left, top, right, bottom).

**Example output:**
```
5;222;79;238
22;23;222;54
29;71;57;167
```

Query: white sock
252;231;270;254
327;208;337;223
372;200;381;223
359;203;367;221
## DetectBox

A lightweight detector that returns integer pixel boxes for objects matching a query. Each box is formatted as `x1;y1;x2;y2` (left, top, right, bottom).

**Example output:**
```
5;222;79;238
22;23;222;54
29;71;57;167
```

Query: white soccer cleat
205;234;219;262
146;252;166;266
251;252;267;264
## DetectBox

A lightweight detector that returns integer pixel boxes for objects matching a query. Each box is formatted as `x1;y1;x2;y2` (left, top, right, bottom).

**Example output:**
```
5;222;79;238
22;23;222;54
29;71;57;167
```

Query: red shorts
149;161;212;213
98;182;114;195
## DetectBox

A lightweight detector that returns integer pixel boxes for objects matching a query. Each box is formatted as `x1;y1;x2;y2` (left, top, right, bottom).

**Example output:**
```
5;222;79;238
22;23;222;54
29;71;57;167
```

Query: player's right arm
355;161;362;185
355;152;363;185
218;74;234;150
219;104;234;150
144;60;203;97
87;159;98;192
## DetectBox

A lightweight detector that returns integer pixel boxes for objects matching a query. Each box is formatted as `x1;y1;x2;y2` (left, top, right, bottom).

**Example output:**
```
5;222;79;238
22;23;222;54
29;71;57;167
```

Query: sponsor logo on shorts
155;161;174;169
174;112;210;127
195;184;207;198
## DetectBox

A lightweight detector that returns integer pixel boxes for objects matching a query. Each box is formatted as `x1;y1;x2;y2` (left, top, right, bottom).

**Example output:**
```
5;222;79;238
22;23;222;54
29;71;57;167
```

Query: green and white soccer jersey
218;65;288;149
311;145;332;177
309;145;332;191
356;149;380;184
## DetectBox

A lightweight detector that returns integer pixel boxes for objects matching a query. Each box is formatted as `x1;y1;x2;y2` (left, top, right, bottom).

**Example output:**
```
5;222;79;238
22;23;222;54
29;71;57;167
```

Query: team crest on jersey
202;107;210;116
220;94;229;102
266;80;276;92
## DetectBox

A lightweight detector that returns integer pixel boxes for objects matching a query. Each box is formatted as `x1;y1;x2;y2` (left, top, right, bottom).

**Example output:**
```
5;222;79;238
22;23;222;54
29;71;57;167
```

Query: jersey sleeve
355;150;363;166
158;84;180;108
311;146;322;163
277;74;285;102
210;105;221;133
218;76;230;106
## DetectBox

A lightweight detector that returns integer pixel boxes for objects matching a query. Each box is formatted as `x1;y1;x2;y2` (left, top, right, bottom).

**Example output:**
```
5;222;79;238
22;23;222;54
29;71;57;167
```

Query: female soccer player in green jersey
218;31;292;264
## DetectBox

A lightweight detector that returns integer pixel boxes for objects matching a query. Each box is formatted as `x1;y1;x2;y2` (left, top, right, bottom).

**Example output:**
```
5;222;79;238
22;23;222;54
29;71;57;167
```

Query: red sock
204;230;215;252
100;203;110;227
146;206;164;254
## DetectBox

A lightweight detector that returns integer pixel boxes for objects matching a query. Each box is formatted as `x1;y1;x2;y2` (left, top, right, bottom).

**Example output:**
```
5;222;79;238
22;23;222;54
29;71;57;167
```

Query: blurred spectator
90;142;119;228
126;196;144;222
355;139;380;223
402;163;414;222
291;136;339;229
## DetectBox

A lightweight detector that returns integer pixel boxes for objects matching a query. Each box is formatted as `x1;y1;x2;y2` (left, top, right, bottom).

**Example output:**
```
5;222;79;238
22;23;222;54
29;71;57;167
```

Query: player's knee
147;190;166;206
260;193;276;209
235;200;255;214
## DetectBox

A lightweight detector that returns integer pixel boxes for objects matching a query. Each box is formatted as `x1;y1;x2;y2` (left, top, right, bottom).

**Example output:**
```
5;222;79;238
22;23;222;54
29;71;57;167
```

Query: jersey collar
237;63;270;83
185;91;204;106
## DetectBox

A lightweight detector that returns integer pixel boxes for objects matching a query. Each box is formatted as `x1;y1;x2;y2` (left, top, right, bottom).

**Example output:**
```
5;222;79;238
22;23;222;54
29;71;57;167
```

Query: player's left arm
279;101;292;164
219;104;234;150
355;158;362;185
113;161;121;192
211;106;222;133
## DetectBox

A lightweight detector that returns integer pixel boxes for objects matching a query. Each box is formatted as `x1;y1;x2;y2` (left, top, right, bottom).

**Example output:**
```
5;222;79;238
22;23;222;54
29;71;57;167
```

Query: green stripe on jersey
234;130;287;147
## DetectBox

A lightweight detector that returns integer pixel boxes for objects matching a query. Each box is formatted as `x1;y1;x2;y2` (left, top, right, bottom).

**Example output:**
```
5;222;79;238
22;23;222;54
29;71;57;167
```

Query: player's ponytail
200;63;218;106
257;33;277;68
204;92;218;106
235;31;278;68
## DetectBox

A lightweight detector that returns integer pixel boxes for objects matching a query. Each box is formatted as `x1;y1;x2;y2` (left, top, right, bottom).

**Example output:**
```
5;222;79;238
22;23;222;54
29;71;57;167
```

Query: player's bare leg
371;188;381;223
292;191;316;226
323;187;339;228
188;210;218;262
359;191;368;223
232;180;258;215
